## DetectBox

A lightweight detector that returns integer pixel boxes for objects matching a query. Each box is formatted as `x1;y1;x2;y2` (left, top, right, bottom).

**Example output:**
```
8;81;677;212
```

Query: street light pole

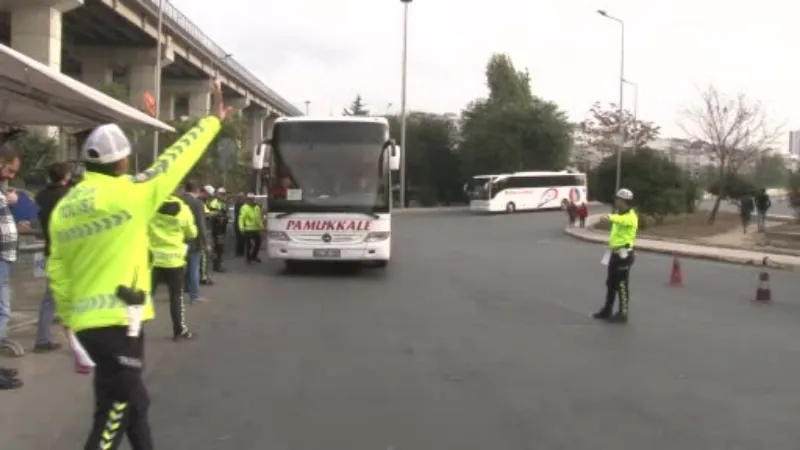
399;0;411;208
623;79;638;153
152;0;165;162
598;9;625;192
305;100;310;115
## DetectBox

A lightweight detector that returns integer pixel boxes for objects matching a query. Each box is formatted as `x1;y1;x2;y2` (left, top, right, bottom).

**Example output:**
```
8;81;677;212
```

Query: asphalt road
4;209;800;449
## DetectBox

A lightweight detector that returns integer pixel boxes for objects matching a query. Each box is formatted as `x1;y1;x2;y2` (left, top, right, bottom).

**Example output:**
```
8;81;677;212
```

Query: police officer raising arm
46;78;231;450
593;188;638;324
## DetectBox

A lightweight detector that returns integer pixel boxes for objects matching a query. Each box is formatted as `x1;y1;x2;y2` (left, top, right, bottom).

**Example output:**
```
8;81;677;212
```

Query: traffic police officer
199;185;215;285
149;194;197;341
206;187;228;272
47;79;229;450
593;188;638;324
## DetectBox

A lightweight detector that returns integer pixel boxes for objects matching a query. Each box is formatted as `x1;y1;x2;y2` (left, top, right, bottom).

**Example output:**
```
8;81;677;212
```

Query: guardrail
136;0;302;116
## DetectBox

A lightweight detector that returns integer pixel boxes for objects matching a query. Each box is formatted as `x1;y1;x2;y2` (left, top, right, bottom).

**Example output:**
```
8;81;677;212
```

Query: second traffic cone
755;271;771;302
669;254;683;287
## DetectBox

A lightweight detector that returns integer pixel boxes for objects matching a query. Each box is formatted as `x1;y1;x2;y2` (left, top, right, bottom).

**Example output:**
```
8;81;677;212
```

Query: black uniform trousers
235;228;245;257
77;326;153;450
244;231;262;262
602;250;635;316
210;219;227;271
200;249;213;284
151;267;189;336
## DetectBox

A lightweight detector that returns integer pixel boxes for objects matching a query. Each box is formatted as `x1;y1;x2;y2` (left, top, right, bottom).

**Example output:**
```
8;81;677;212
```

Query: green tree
579;102;660;155
707;172;757;209
752;153;790;188
343;94;370;116
459;53;573;176
590;148;696;224
385;113;462;206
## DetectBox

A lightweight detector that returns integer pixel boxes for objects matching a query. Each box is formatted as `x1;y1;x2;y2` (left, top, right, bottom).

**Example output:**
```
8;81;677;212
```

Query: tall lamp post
623;78;638;153
399;0;412;208
597;9;625;192
152;0;165;162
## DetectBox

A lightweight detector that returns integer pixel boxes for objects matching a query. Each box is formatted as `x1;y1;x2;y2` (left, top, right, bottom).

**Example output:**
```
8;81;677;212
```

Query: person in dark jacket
32;162;71;352
755;188;772;232
233;193;245;257
181;180;211;304
740;193;755;233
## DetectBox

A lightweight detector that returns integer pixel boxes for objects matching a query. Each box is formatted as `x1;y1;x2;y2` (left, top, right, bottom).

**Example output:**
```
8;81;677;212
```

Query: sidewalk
565;214;800;271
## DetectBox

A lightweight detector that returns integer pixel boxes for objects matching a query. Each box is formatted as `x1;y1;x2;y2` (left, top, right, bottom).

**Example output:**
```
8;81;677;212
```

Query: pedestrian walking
593;188;638;324
566;200;577;227
577;202;588;228
239;193;263;263
0;144;22;389
180;181;211;304
206;187;228;272
149;195;196;340
46;78;228;450
755;188;771;232
32;162;72;353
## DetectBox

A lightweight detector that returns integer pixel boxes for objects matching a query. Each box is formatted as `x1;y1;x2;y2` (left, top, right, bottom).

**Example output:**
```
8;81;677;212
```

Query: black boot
592;309;612;319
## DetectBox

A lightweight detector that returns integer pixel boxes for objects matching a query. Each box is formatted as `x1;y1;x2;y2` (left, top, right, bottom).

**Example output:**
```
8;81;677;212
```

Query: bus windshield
465;176;493;200
268;121;391;214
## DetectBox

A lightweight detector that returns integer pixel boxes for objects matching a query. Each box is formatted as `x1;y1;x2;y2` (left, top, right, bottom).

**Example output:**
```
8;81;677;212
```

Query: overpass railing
137;0;302;116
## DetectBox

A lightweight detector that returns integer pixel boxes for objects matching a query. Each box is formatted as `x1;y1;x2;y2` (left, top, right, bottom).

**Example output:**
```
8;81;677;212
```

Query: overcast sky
170;0;799;143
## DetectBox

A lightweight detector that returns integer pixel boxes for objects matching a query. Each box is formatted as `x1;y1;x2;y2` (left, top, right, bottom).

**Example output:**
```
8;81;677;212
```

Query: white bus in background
257;116;400;270
467;171;588;213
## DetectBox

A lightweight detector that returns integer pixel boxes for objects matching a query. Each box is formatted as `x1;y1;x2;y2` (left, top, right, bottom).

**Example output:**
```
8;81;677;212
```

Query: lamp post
305;100;310;115
399;0;412;208
152;0;165;162
623;78;638;153
597;9;625;192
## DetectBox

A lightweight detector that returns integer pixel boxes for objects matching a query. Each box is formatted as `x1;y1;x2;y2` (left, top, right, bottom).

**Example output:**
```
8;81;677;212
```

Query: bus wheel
505;202;516;213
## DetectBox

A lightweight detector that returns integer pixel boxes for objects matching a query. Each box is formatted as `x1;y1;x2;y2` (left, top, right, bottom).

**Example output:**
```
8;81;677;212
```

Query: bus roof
474;171;585;180
274;116;389;125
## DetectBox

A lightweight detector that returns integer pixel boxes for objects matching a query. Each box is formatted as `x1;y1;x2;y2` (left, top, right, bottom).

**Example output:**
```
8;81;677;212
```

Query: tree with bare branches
579;102;660;155
681;85;783;223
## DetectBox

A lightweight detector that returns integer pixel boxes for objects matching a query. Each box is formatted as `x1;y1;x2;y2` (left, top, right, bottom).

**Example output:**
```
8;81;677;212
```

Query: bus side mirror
252;140;270;169
388;140;400;171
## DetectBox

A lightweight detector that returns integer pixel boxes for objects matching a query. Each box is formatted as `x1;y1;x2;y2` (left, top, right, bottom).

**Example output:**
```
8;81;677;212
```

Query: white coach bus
467;171;588;213
258;116;400;270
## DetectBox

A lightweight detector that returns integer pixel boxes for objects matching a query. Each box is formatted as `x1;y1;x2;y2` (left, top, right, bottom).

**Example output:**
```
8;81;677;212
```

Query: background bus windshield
269;121;390;213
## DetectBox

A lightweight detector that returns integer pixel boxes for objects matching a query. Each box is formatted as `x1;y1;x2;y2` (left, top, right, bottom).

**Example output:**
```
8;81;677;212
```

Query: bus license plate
313;249;341;258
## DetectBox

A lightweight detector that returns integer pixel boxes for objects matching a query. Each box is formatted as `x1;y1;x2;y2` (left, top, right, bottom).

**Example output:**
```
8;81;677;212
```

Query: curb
565;214;800;271
9;317;38;332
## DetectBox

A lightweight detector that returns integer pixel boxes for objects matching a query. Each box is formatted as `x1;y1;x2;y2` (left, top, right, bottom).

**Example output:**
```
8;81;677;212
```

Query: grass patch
592;211;743;239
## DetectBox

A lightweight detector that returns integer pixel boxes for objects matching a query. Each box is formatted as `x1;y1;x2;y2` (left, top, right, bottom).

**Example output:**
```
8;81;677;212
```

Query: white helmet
616;188;634;200
82;124;131;164
203;185;215;195
217;187;226;194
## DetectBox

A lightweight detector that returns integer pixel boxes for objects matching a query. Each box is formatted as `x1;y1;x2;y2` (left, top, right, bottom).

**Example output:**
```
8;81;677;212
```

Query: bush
589;148;695;224
707;172;757;205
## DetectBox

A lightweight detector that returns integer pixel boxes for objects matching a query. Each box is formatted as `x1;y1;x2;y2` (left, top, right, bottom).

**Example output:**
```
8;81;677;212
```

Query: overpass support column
162;80;212;118
160;93;175;121
9;0;82;137
245;108;267;157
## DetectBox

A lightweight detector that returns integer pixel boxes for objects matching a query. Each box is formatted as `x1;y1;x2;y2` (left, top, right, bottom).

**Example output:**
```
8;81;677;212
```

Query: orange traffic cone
755;271;771;302
669;254;683;287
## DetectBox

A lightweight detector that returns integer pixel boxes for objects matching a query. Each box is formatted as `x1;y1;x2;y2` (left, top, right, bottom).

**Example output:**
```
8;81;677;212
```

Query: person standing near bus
593;188;638;324
239;193;263;263
149;195;196;341
47;79;229;450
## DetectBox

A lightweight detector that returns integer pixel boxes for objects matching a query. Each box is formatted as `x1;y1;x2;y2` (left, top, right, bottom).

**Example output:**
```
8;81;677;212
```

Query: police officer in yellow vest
238;193;263;263
593;188;638;324
199;185;215;285
206;187;228;272
149;195;196;341
47;79;230;450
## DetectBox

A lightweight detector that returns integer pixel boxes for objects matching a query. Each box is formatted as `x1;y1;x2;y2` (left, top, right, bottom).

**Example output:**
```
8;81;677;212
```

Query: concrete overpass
0;0;300;151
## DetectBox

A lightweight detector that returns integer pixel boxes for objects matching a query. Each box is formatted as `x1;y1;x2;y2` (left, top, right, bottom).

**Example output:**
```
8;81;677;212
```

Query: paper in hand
600;250;611;266
68;331;95;375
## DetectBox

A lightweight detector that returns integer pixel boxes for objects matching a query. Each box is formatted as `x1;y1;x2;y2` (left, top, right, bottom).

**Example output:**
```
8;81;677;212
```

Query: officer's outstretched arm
608;212;638;227
133;116;222;217
46;233;71;325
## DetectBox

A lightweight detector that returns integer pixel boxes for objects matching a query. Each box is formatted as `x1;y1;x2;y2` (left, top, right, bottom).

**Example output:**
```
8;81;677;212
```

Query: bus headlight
267;231;289;241
365;231;390;242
